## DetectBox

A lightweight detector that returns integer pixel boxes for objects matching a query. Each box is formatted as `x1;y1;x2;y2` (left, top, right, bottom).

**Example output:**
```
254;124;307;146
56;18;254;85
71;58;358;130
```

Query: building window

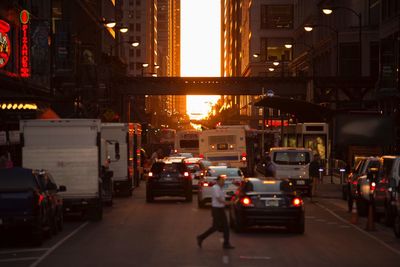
136;23;141;32
129;36;134;42
129;23;134;31
260;38;292;61
136;36;141;42
136;0;141;6
136;49;141;57
130;62;135;70
129;0;134;6
129;49;134;57
261;5;293;29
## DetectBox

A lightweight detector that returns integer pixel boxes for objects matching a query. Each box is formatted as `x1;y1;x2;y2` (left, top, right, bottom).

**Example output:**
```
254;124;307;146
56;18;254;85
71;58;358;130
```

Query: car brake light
292;197;302;207
201;181;215;187
370;182;376;191
38;194;45;205
352;180;358;185
241;197;253;206
241;152;247;161
199;154;204;159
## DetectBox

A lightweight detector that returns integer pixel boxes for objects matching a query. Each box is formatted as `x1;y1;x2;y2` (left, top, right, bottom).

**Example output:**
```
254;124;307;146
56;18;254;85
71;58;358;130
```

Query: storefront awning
254;96;332;122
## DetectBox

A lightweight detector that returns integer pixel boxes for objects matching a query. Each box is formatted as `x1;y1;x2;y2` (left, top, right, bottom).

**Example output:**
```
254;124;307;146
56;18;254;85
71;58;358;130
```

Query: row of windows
129;0;141;6
261;5;293;29
129;23;141;32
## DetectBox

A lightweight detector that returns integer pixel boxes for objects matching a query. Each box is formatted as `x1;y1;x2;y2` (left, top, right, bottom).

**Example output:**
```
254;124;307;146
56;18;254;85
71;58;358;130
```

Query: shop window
261;5;293;29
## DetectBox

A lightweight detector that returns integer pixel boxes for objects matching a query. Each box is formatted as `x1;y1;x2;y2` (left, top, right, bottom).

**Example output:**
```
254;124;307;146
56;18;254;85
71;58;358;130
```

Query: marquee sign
0;20;11;68
20;10;30;78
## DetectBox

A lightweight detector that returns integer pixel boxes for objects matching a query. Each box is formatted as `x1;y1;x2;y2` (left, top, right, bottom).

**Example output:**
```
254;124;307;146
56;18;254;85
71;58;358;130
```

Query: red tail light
240;197;253;207
370;182;376;191
201;181;216;187
292;197;302;207
241;152;247;161
38;194;45;205
199;154;204;159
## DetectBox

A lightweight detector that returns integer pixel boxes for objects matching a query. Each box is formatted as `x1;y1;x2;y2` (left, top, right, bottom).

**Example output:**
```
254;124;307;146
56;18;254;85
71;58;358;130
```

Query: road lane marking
222;255;229;264
0;248;49;254
29;222;89;267
0;257;38;263
239;256;271;260
316;202;400;257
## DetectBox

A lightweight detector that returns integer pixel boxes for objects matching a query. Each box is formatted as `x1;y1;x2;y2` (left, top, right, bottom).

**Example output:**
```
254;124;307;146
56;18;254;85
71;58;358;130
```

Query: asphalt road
1;182;400;267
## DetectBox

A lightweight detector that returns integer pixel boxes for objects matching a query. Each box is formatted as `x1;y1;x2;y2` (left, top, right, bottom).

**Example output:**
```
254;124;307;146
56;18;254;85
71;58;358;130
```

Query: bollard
350;200;358;224
366;191;376;231
339;168;346;185
318;168;324;184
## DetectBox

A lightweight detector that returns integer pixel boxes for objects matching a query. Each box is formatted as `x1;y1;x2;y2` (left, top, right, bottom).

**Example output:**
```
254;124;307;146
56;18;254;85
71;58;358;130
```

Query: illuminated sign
20;10;30;78
0;20;11;68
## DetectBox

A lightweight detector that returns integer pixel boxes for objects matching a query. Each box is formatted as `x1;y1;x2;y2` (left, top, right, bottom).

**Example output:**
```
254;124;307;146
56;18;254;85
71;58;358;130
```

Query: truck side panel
23;147;99;198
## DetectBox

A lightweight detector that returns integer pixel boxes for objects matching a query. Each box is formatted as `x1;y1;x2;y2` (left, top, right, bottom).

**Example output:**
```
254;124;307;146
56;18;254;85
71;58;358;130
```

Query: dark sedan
146;159;192;202
229;178;304;234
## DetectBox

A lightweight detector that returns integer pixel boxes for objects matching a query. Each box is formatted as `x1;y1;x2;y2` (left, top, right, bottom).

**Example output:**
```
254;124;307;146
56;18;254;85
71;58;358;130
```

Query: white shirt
211;184;225;208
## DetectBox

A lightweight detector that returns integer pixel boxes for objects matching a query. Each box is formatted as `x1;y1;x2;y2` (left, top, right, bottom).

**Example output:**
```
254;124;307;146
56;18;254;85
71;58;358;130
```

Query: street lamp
283;42;314;77
322;6;362;76
109;41;140;56
304;24;339;76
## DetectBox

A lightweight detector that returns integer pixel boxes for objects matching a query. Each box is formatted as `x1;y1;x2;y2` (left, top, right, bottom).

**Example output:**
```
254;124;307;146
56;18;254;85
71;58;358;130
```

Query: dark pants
198;207;230;246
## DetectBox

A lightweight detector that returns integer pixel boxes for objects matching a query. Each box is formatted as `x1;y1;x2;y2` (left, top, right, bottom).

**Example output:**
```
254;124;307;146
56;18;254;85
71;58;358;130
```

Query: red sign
0;20;11;68
20;10;30;78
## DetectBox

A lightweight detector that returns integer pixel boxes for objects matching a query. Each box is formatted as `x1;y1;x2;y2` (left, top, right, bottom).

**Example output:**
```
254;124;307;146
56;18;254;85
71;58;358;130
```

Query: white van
269;147;313;195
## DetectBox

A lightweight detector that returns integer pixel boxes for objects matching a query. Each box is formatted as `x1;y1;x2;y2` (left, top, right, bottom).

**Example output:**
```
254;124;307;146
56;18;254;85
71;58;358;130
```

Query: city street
1;181;400;267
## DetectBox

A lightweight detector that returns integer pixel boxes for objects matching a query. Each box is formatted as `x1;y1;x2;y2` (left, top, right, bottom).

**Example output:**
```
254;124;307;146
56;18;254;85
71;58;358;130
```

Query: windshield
273;151;310;165
243;180;295;193
151;162;186;174
206;168;242;177
0;168;38;189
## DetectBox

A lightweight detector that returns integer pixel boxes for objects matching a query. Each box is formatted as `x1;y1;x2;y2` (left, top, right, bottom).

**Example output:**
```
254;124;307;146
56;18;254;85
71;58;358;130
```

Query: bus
174;130;200;156
199;125;257;175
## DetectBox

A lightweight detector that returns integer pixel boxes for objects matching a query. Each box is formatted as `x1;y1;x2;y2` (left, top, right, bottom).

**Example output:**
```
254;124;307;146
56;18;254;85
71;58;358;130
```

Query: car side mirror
58;185;67;192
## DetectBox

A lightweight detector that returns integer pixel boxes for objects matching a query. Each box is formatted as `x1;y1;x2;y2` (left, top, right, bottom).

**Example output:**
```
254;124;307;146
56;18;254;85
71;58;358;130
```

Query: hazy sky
181;0;221;120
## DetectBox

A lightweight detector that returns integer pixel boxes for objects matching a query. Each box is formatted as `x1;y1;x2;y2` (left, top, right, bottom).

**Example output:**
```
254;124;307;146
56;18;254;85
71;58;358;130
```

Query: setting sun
181;0;221;120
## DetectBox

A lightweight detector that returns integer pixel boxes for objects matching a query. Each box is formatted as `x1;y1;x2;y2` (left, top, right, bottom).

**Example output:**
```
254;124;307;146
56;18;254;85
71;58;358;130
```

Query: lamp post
304;24;339;76
322;7;362;76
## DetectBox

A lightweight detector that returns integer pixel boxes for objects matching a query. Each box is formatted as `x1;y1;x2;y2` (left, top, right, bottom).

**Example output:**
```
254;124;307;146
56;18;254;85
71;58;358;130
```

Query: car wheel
394;216;400;238
146;184;154;203
185;190;193;202
289;215;305;234
89;204;103;222
31;226;44;246
57;212;64;232
233;211;245;233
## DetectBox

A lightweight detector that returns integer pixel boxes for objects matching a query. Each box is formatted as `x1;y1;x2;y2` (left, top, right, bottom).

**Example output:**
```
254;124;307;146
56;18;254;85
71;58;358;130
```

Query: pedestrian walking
264;155;276;178
196;175;235;249
309;153;322;198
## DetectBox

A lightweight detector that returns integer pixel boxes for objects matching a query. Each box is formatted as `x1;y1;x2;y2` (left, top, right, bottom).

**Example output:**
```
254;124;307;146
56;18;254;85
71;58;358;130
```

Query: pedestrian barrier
365;201;376;231
350;200;358;224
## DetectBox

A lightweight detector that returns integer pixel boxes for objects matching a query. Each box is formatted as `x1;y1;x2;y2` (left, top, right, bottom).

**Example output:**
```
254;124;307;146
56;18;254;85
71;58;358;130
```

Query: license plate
265;200;279;207
296;180;305;185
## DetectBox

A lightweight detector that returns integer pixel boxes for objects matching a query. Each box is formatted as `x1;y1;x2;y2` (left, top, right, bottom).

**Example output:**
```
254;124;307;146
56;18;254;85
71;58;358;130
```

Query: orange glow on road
181;0;220;120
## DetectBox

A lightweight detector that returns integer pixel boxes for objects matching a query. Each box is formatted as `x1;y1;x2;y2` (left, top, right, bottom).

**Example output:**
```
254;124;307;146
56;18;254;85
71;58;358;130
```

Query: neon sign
20;10;30;78
0;20;11;68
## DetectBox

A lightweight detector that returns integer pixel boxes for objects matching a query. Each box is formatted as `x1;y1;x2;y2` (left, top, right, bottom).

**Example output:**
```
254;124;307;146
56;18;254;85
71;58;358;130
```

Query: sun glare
181;0;221;120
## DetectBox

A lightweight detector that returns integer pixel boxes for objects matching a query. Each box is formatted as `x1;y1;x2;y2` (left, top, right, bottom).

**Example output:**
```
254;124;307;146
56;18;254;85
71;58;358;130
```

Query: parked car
0;168;66;245
374;156;400;226
229;178;304;233
197;166;244;208
184;158;207;190
146;158;192;202
345;157;380;215
393;180;400;238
